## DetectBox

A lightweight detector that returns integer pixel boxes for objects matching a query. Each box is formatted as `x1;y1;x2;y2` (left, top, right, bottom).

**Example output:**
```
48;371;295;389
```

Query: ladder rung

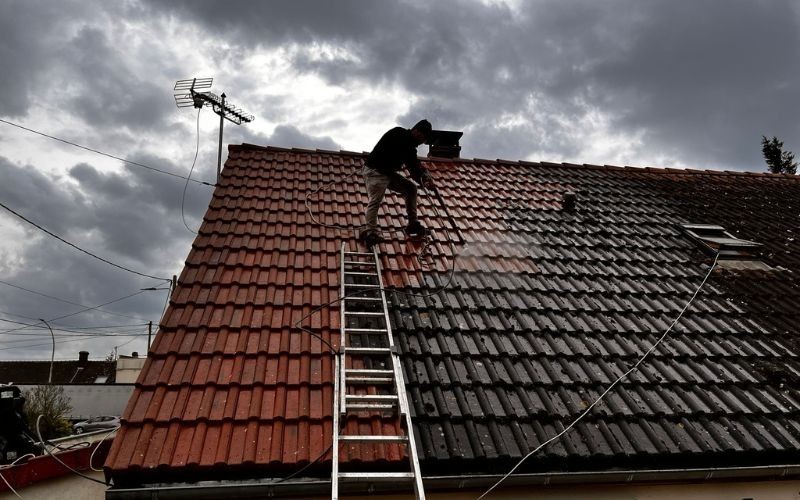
346;394;398;403
345;403;398;411
344;271;378;276
346;376;394;384
345;327;388;333
339;435;407;442
344;251;373;256
345;311;384;316
344;261;377;266
338;472;415;480
345;347;392;355
346;369;394;376
345;296;382;301
345;284;380;288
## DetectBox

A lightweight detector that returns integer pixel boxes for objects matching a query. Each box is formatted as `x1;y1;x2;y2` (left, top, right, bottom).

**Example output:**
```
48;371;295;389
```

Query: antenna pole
173;78;253;185
217;93;225;183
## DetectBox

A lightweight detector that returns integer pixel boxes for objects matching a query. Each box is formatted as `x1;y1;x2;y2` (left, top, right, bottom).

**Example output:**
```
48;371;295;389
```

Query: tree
23;385;72;440
761;135;797;174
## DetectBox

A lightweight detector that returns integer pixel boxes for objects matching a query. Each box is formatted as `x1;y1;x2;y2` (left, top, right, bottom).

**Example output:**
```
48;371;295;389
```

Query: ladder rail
373;247;426;499
332;243;425;500
332;244;345;499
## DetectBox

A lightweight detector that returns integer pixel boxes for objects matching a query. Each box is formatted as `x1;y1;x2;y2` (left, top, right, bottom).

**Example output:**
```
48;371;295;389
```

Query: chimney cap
428;130;463;146
427;130;463;159
78;351;89;363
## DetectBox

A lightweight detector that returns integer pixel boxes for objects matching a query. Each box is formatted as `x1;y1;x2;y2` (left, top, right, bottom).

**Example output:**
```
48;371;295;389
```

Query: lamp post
39;318;55;384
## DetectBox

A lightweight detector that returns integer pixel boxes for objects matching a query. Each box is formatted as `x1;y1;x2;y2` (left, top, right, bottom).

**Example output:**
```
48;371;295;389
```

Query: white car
73;415;120;434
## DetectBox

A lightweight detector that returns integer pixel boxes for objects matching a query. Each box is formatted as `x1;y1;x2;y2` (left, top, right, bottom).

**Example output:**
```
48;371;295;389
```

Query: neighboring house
115;353;146;384
0;351;115;385
104;141;800;498
1;351;144;420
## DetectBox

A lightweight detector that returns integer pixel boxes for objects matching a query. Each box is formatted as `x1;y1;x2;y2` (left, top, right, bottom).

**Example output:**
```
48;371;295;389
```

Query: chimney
78;351;89;364
131;352;139;358
427;130;463;159
562;192;577;212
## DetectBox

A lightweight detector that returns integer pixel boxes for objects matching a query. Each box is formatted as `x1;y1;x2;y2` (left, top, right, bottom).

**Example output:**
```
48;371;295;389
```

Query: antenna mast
174;78;254;183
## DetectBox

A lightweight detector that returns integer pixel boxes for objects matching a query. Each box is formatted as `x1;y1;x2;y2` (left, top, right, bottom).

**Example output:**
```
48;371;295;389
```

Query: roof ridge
232;143;799;179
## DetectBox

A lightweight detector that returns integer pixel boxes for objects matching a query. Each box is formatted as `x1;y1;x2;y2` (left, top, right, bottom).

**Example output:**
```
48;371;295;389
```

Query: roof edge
105;463;800;499
229;144;800;180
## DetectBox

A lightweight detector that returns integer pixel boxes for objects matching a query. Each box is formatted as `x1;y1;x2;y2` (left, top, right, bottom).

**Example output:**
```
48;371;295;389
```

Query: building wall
114;356;145;384
18;384;134;420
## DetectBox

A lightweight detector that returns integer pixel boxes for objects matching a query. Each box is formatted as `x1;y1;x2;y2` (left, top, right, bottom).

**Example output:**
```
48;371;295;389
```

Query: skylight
680;223;765;261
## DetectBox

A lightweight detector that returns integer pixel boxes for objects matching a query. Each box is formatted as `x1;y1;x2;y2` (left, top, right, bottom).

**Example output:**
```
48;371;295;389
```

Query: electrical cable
180;108;202;235
0;468;22;498
0;289;153;336
0;200;170;282
0;317;148;336
89;426;120;472
0;118;215;187
0;451;37;498
476;251;721;499
274;443;334;484
0;333;148;352
0;279;150;322
35;415;106;485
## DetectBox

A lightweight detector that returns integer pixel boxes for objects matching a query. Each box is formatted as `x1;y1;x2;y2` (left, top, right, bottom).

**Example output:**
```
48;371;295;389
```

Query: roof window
680;224;772;270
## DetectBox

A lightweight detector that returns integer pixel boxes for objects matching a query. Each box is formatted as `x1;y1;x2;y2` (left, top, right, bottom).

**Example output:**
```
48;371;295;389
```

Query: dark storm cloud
0;156;184;358
0;1;72;116
59;26;174;131
583;1;800;169
148;0;800;170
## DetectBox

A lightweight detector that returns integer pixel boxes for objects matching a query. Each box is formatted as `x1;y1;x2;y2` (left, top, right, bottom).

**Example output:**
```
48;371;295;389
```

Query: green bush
23;385;72;440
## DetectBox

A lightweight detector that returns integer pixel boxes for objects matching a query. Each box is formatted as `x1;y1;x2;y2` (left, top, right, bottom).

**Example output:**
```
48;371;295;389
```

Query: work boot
405;220;429;237
358;230;383;248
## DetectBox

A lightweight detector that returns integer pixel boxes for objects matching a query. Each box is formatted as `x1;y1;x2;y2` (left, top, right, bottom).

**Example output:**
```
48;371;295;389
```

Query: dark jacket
365;127;427;182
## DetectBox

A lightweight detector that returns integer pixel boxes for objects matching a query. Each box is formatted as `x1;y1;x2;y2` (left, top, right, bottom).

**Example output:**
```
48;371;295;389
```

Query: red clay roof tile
106;144;800;487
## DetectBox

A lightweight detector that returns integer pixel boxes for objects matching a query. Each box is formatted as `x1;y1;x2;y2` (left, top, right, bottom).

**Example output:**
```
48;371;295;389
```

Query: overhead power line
0;278;153;322
0;201;169;282
0;118;216;187
0;331;149;352
0;318;148;338
0;289;155;335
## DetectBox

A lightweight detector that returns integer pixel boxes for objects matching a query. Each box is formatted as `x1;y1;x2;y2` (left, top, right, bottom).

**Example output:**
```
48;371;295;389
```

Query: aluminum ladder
332;243;425;499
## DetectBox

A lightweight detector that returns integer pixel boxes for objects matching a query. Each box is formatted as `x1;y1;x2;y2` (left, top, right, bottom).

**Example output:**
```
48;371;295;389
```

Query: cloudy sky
0;0;798;361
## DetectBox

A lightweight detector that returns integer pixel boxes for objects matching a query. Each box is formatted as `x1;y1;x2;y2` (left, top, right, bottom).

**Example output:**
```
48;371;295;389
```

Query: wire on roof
477;251;721;499
0;201;170;282
35;415;107;485
0;118;215;187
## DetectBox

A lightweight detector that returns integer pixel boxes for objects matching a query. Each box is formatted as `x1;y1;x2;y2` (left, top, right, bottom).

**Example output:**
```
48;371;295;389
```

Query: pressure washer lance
425;182;465;246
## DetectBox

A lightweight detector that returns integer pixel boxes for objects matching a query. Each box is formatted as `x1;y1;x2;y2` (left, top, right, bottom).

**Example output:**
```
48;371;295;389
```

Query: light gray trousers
362;165;417;233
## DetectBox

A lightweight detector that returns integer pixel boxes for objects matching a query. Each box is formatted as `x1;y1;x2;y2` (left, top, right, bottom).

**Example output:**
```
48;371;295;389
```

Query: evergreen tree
761;135;797;174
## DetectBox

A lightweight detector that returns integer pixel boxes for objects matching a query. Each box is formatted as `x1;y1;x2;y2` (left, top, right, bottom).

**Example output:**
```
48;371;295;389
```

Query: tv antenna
174;77;254;183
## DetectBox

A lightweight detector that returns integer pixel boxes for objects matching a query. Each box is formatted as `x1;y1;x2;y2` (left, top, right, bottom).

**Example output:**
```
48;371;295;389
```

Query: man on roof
359;119;435;247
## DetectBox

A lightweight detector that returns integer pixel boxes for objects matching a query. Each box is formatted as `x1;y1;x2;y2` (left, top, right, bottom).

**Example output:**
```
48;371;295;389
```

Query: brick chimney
78;351;89;364
427;130;463;159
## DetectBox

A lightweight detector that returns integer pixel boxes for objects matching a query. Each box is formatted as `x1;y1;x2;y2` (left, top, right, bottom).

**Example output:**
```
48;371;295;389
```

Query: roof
0;359;115;385
105;144;800;488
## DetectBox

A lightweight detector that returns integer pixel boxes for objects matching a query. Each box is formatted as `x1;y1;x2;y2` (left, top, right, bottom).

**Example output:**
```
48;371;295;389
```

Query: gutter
106;464;800;499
